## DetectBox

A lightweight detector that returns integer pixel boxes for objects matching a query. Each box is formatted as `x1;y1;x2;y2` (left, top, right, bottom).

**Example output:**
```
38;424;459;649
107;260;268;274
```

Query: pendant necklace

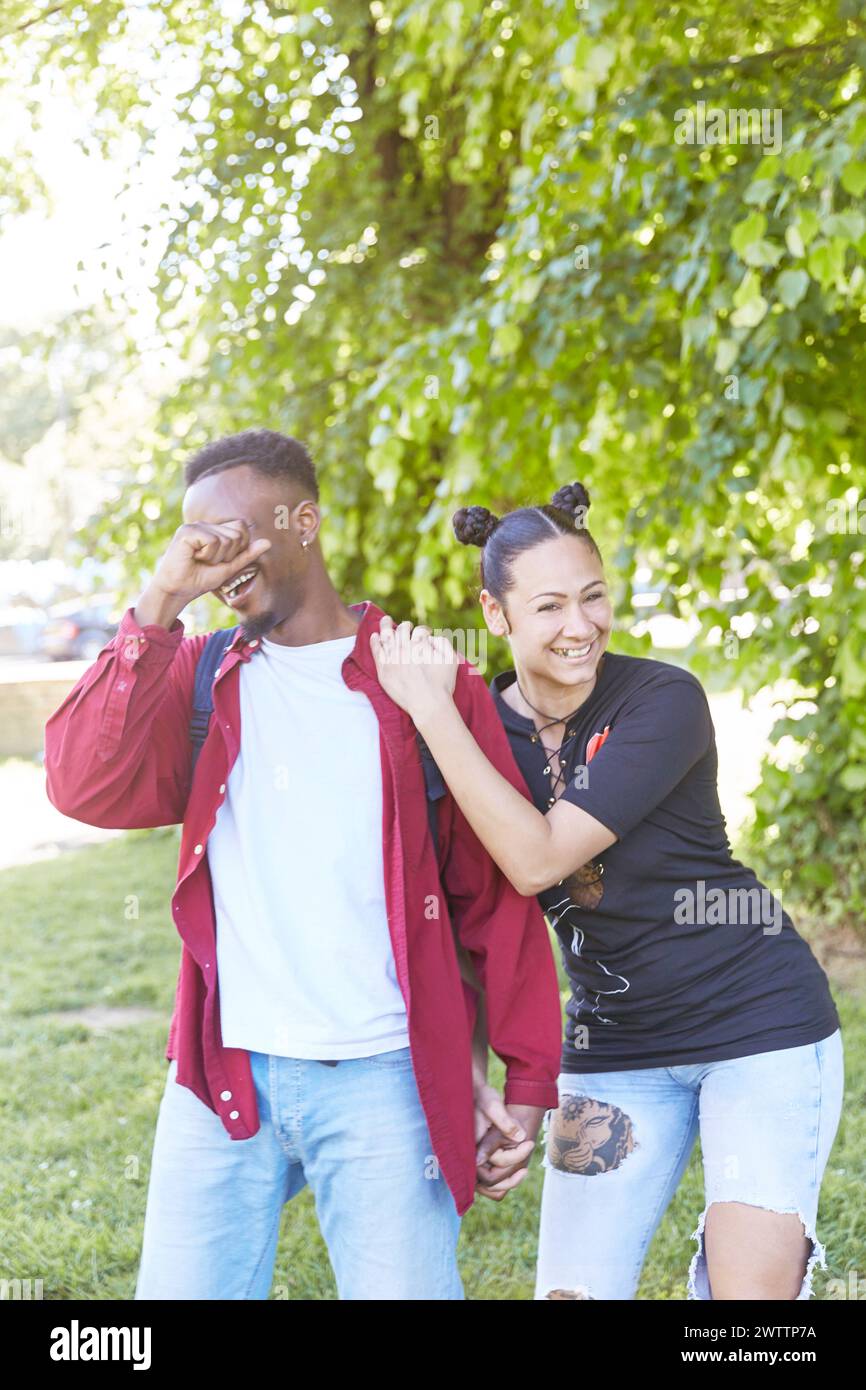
515;658;603;803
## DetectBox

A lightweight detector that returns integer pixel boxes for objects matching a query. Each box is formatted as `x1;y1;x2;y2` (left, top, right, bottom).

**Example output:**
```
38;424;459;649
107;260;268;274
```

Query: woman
370;483;844;1301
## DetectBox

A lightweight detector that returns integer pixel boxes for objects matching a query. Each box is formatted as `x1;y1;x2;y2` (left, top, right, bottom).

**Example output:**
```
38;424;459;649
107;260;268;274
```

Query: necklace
515;680;590;726
515;654;603;724
515;657;604;804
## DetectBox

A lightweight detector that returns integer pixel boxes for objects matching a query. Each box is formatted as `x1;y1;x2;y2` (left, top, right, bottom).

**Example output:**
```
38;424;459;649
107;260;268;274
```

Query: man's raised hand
151;521;272;604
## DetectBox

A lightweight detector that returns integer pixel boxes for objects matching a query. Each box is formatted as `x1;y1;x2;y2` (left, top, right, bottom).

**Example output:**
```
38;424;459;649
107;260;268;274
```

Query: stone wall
0;661;87;758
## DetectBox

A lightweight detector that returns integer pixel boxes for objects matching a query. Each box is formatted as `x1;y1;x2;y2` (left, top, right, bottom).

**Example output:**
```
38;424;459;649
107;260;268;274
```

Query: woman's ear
479;588;510;638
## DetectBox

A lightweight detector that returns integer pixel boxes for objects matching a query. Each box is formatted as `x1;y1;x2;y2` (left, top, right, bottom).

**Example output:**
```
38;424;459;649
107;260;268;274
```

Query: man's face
182;463;316;640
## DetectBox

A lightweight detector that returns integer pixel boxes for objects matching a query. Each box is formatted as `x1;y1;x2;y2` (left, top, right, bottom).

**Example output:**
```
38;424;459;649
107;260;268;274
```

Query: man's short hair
184;428;318;498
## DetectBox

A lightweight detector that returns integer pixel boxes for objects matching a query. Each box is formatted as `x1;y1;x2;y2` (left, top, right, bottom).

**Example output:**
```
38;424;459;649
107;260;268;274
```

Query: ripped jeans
534;1028;844;1300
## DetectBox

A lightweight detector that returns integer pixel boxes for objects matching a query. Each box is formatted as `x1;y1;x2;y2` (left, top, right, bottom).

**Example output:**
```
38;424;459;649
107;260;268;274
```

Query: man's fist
152;521;272;604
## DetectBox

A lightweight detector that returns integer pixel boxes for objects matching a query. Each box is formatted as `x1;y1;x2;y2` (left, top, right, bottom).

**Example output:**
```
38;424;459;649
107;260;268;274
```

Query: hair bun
551;481;590;522
452;505;500;547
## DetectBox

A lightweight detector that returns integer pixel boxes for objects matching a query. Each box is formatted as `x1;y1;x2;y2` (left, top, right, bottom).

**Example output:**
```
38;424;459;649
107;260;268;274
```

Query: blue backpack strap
416;731;445;857
189;626;241;772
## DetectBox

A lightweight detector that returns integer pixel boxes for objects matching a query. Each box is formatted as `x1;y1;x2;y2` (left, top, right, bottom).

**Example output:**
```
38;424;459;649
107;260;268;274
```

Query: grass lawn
1;827;862;1300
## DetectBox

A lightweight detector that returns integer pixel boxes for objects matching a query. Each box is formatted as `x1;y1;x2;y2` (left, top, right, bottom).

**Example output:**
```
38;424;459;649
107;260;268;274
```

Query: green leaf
731;212;766;256
731;270;768;327
797;209;821;246
730;298;768;327
714;337;739;374
785;224;805;258
743;180;776;207
782;402;807;429
807;239;846;289
776;269;809;309
491;323;522;358
741;239;784;268
783;149;813;179
823;211;866;242
841;160;866;197
513;274;543;305
838;637;866;697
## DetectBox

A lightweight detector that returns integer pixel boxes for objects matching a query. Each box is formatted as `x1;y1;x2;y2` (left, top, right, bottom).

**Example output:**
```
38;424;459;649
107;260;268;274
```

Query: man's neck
263;579;361;648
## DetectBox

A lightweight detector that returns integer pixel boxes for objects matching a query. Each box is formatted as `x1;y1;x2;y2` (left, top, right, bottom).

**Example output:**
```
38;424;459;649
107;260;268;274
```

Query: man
44;428;562;1300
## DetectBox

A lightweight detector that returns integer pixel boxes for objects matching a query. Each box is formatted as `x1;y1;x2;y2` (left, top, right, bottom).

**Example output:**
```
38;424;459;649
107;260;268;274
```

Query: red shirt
44;598;562;1216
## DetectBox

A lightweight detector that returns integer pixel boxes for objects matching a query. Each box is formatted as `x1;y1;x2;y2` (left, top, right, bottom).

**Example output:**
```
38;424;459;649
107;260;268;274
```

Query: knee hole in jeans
687;1201;827;1301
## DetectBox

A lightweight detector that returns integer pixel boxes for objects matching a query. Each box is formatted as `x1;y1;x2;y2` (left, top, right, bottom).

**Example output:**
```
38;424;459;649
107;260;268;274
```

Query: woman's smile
550;639;597;663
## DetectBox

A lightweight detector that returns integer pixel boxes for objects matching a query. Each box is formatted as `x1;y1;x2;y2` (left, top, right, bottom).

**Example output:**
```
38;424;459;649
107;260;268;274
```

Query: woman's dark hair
453;482;601;601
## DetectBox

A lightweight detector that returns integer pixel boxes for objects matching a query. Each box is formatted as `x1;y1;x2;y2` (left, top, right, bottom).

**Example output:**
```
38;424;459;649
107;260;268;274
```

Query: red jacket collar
346;599;388;679
229;598;388;678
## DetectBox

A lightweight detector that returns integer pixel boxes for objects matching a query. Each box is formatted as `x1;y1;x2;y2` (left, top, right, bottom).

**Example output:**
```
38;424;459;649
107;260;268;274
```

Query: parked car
41;596;121;661
0;604;48;657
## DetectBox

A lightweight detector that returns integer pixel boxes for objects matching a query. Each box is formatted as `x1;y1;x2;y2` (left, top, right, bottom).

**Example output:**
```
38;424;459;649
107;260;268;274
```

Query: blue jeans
134;1047;463;1299
535;1028;844;1300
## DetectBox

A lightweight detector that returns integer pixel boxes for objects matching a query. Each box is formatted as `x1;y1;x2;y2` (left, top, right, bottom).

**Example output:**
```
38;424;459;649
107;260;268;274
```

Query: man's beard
239;609;281;641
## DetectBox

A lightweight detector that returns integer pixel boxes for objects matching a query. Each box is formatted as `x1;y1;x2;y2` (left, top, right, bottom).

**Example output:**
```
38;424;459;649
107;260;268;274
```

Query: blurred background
0;0;863;1299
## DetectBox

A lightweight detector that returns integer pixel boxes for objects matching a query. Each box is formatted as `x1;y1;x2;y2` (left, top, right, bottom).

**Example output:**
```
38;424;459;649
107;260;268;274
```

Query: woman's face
480;534;613;693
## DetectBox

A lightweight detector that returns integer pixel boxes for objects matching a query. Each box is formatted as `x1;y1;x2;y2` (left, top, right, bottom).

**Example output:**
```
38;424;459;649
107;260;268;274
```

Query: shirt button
548;797;555;806
219;784;226;794
220;1090;232;1101
214;667;221;678
229;1110;239;1120
248;639;259;648
194;843;203;854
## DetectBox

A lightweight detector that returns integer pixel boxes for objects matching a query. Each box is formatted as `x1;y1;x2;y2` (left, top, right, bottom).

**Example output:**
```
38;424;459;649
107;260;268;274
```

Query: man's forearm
471;992;489;1088
44;604;192;828
133;581;186;631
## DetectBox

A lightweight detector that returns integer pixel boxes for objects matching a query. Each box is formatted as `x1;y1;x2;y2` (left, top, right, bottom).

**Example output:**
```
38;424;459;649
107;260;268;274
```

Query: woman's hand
472;1081;535;1201
370;614;459;722
474;1096;540;1201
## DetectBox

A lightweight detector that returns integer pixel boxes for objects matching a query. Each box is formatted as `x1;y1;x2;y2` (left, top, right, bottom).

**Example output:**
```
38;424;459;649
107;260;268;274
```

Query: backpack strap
417;732;446;859
189;626;241;773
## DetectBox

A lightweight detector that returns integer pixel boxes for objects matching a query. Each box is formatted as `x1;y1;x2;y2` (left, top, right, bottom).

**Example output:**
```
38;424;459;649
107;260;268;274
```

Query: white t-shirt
207;630;410;1059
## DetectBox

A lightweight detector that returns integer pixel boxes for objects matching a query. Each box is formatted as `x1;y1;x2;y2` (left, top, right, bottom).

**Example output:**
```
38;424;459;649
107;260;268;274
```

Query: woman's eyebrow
528;582;606;601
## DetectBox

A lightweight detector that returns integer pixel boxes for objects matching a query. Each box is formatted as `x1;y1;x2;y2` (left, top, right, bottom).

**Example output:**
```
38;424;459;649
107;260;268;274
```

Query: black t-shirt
490;651;840;1072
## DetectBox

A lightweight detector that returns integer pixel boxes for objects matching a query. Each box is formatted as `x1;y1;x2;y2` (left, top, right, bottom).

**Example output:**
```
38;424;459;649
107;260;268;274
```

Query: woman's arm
371;618;616;894
372;618;715;896
415;686;617;895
